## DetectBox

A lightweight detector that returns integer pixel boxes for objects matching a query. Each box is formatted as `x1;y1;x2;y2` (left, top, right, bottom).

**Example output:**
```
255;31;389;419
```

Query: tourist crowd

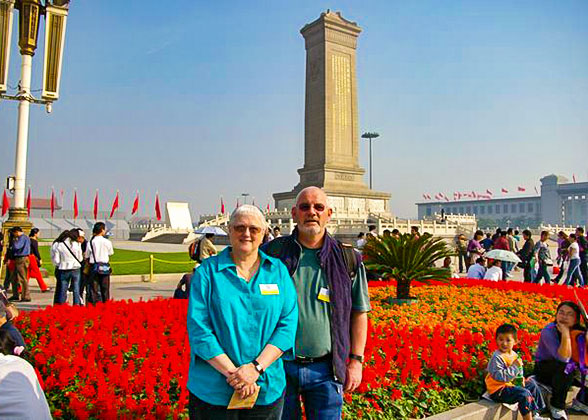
454;227;587;287
2;222;114;306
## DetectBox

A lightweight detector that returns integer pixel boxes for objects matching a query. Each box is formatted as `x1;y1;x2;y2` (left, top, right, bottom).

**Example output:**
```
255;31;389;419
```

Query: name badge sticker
259;284;280;295
318;287;330;303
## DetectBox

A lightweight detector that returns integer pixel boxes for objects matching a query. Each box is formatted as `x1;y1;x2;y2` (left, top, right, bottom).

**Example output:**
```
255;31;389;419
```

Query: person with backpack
85;222;114;304
51;229;84;305
261;187;370;420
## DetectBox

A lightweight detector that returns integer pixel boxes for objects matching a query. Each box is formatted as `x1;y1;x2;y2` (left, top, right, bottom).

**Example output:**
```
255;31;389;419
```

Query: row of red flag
219;197;272;215
1;189;162;221
422;186;537;202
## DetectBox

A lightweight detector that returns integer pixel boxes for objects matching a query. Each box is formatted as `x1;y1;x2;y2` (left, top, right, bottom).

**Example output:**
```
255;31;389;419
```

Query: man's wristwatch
349;354;364;363
252;360;265;375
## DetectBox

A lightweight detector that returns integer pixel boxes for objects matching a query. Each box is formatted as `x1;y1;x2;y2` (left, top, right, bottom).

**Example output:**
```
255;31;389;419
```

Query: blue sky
1;0;587;219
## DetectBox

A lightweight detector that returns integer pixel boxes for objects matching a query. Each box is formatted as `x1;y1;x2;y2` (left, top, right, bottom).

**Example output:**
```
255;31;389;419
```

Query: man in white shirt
466;257;486;279
483;259;503;282
85;222;114;304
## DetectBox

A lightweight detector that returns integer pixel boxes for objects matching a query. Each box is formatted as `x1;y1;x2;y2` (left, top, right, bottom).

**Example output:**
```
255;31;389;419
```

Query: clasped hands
227;363;260;399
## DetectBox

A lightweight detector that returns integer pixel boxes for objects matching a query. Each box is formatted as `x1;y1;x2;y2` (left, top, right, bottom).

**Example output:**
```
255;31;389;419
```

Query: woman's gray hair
229;205;267;229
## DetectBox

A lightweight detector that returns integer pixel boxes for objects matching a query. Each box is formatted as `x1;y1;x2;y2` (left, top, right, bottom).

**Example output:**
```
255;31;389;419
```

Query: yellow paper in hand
227;385;260;410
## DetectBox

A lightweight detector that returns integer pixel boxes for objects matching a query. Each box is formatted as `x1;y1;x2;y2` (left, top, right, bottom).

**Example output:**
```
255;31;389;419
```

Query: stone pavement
12;276;183;311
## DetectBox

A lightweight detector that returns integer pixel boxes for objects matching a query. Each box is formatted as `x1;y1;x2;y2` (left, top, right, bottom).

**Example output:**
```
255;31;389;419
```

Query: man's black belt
294;354;331;364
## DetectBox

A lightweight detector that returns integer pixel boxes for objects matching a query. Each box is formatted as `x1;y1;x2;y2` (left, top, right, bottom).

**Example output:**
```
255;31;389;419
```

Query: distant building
416;174;587;228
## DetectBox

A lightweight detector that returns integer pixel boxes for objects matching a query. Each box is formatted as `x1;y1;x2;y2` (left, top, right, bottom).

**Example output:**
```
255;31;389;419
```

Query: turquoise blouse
187;247;298;406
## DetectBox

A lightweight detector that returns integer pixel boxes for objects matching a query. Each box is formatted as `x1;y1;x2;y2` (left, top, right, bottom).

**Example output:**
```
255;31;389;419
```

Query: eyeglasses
232;225;263;235
297;203;326;212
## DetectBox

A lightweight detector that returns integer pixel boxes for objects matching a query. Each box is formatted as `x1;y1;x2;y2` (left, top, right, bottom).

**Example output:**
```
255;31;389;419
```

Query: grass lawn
38;247;194;276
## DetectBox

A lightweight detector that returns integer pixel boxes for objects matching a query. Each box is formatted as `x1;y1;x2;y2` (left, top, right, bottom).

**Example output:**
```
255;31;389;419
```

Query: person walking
7;227;31;302
27;228;49;293
455;234;468;274
85;222;114;304
517;230;535;283
262;186;371;420
533;231;552;284
564;234;584;287
467;231;485;270
552;231;570;284
576;227;588;286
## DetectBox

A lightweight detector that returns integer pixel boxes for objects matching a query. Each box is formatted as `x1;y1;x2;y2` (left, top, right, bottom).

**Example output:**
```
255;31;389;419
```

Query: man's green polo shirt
293;246;371;358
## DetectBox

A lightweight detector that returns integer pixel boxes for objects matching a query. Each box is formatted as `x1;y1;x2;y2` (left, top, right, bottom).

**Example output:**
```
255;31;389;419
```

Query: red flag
1;189;9;216
267;202;270;212
501;188;508;194
236;199;240;209
573;174;577;183
517;186;526;192
220;197;225;215
131;191;139;215
155;193;162;221
50;189;56;218
26;188;31;216
109;192;119;218
73;191;79;219
93;190;99;220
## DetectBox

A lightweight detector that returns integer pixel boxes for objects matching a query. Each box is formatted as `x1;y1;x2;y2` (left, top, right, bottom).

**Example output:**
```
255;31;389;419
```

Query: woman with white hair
187;205;298;419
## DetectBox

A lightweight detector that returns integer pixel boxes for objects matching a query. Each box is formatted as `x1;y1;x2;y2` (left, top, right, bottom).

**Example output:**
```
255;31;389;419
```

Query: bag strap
89;237;97;264
63;240;82;265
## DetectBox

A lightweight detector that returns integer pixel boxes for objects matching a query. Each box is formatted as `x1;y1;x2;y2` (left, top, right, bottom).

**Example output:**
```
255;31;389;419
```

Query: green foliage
342;382;466;419
362;233;455;299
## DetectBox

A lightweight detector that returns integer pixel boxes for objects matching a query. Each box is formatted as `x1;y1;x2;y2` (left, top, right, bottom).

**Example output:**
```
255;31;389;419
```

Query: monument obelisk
273;11;391;214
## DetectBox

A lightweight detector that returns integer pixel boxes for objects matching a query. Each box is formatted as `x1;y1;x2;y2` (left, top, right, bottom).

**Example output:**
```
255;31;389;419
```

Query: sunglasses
232;225;263;235
297;203;326;212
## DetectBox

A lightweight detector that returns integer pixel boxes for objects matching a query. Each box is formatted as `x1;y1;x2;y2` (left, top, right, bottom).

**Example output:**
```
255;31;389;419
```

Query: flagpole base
3;208;33;232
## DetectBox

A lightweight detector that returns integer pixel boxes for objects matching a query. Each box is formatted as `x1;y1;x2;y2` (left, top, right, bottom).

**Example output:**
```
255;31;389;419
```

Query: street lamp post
0;0;70;230
361;132;380;189
241;193;250;205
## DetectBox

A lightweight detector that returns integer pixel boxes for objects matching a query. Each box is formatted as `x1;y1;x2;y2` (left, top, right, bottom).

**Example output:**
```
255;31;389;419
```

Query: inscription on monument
335;173;354;181
331;53;352;156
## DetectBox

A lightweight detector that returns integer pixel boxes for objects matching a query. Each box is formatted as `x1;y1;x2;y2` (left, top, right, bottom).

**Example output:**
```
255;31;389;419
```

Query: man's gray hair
294;186;327;205
229;205;267;228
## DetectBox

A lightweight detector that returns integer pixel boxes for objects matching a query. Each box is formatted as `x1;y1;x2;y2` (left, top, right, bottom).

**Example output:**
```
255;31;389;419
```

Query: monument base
273;187;391;217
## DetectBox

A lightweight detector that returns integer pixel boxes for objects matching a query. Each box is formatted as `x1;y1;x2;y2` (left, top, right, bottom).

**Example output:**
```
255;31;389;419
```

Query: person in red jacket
27;228;49;293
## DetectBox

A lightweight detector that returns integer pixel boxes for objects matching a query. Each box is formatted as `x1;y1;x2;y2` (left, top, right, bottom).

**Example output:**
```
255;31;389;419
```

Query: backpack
188;240;202;262
264;236;359;280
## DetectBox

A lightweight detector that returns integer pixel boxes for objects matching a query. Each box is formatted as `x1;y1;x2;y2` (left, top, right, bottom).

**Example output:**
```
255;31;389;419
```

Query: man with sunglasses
262;187;370;420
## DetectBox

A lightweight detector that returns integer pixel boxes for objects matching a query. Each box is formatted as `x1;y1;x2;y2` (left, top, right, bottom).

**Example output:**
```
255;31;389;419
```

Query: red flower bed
14;280;585;419
17;299;191;419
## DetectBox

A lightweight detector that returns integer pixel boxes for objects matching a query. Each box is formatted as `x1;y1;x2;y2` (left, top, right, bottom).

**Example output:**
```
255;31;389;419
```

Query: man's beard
298;222;322;236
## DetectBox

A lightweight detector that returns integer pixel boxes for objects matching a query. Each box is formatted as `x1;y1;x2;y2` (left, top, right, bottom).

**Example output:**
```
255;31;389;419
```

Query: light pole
0;0;70;229
241;193;250;205
361;132;380;189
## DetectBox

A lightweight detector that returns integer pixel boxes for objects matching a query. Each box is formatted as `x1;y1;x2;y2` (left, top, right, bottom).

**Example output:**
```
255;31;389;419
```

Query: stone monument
273;11;391;215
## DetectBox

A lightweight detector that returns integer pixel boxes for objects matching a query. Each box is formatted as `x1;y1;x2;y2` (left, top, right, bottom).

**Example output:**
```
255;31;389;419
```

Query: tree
362;233;455;300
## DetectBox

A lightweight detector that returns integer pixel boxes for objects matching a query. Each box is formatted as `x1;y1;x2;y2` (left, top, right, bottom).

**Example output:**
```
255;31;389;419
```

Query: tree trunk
397;280;411;300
